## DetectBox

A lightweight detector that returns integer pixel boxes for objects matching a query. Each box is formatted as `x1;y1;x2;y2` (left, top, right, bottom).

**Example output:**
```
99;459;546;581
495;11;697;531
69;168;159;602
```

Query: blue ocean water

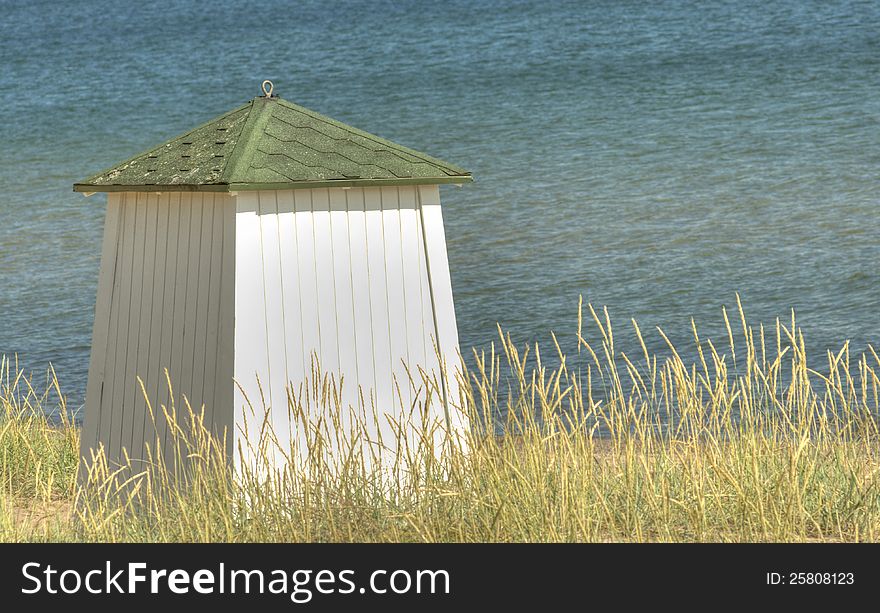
1;0;878;415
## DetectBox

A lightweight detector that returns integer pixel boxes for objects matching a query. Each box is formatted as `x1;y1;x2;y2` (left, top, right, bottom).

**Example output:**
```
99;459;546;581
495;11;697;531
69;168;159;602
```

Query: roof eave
228;176;473;191
73;183;230;193
73;175;473;193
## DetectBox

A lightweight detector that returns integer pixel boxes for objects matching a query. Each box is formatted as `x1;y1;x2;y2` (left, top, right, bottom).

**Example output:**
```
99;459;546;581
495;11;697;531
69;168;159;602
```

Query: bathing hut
75;81;471;471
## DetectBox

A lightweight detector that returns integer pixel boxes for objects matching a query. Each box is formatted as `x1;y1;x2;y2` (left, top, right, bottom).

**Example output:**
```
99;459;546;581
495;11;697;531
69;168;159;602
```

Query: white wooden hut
75;81;471;471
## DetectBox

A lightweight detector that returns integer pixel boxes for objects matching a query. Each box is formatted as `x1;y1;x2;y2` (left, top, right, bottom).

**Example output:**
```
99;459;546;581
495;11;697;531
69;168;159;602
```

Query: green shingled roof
74;95;472;192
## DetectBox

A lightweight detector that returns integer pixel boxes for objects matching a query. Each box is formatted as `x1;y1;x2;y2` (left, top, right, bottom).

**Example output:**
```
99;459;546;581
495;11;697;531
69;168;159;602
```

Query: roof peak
74;84;472;193
259;79;277;99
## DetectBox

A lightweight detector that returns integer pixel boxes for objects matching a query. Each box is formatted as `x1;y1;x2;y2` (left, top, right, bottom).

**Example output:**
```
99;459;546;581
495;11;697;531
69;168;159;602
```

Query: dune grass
2;299;880;542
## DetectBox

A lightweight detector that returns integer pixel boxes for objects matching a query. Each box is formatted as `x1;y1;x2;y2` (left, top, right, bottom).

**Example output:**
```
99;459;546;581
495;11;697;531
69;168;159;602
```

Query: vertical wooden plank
191;194;215;424
106;192;139;467
257;191;290;453
381;187;410;416
311;188;339;381
96;194;125;463
233;191;269;470
415;189;441;398
345;188;374;416
418;185;462;425
125;192;148;461
126;192;158;464
167;192;193;465
179;193;204;419
277;190;305;401
398;186;427;415
81;194;122;462
295;190;321;391
330;188;358;416
156;192;182;463
99;192;129;466
215;194;236;459
363;187;393;422
202;193;224;436
141;193;170;461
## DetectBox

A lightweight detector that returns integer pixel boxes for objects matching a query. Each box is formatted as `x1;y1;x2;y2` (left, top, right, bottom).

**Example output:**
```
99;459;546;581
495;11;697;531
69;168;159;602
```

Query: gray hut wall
80;191;236;471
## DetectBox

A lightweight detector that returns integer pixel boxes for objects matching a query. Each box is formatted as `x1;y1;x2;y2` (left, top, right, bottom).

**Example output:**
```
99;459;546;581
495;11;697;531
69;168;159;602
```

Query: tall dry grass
1;299;879;542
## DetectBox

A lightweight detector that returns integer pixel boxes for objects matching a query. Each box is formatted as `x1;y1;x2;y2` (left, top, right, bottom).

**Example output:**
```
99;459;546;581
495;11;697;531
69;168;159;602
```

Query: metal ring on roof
261;80;274;97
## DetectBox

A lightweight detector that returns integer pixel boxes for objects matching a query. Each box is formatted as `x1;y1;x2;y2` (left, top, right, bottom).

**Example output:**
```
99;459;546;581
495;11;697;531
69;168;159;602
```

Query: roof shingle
75;95;472;192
